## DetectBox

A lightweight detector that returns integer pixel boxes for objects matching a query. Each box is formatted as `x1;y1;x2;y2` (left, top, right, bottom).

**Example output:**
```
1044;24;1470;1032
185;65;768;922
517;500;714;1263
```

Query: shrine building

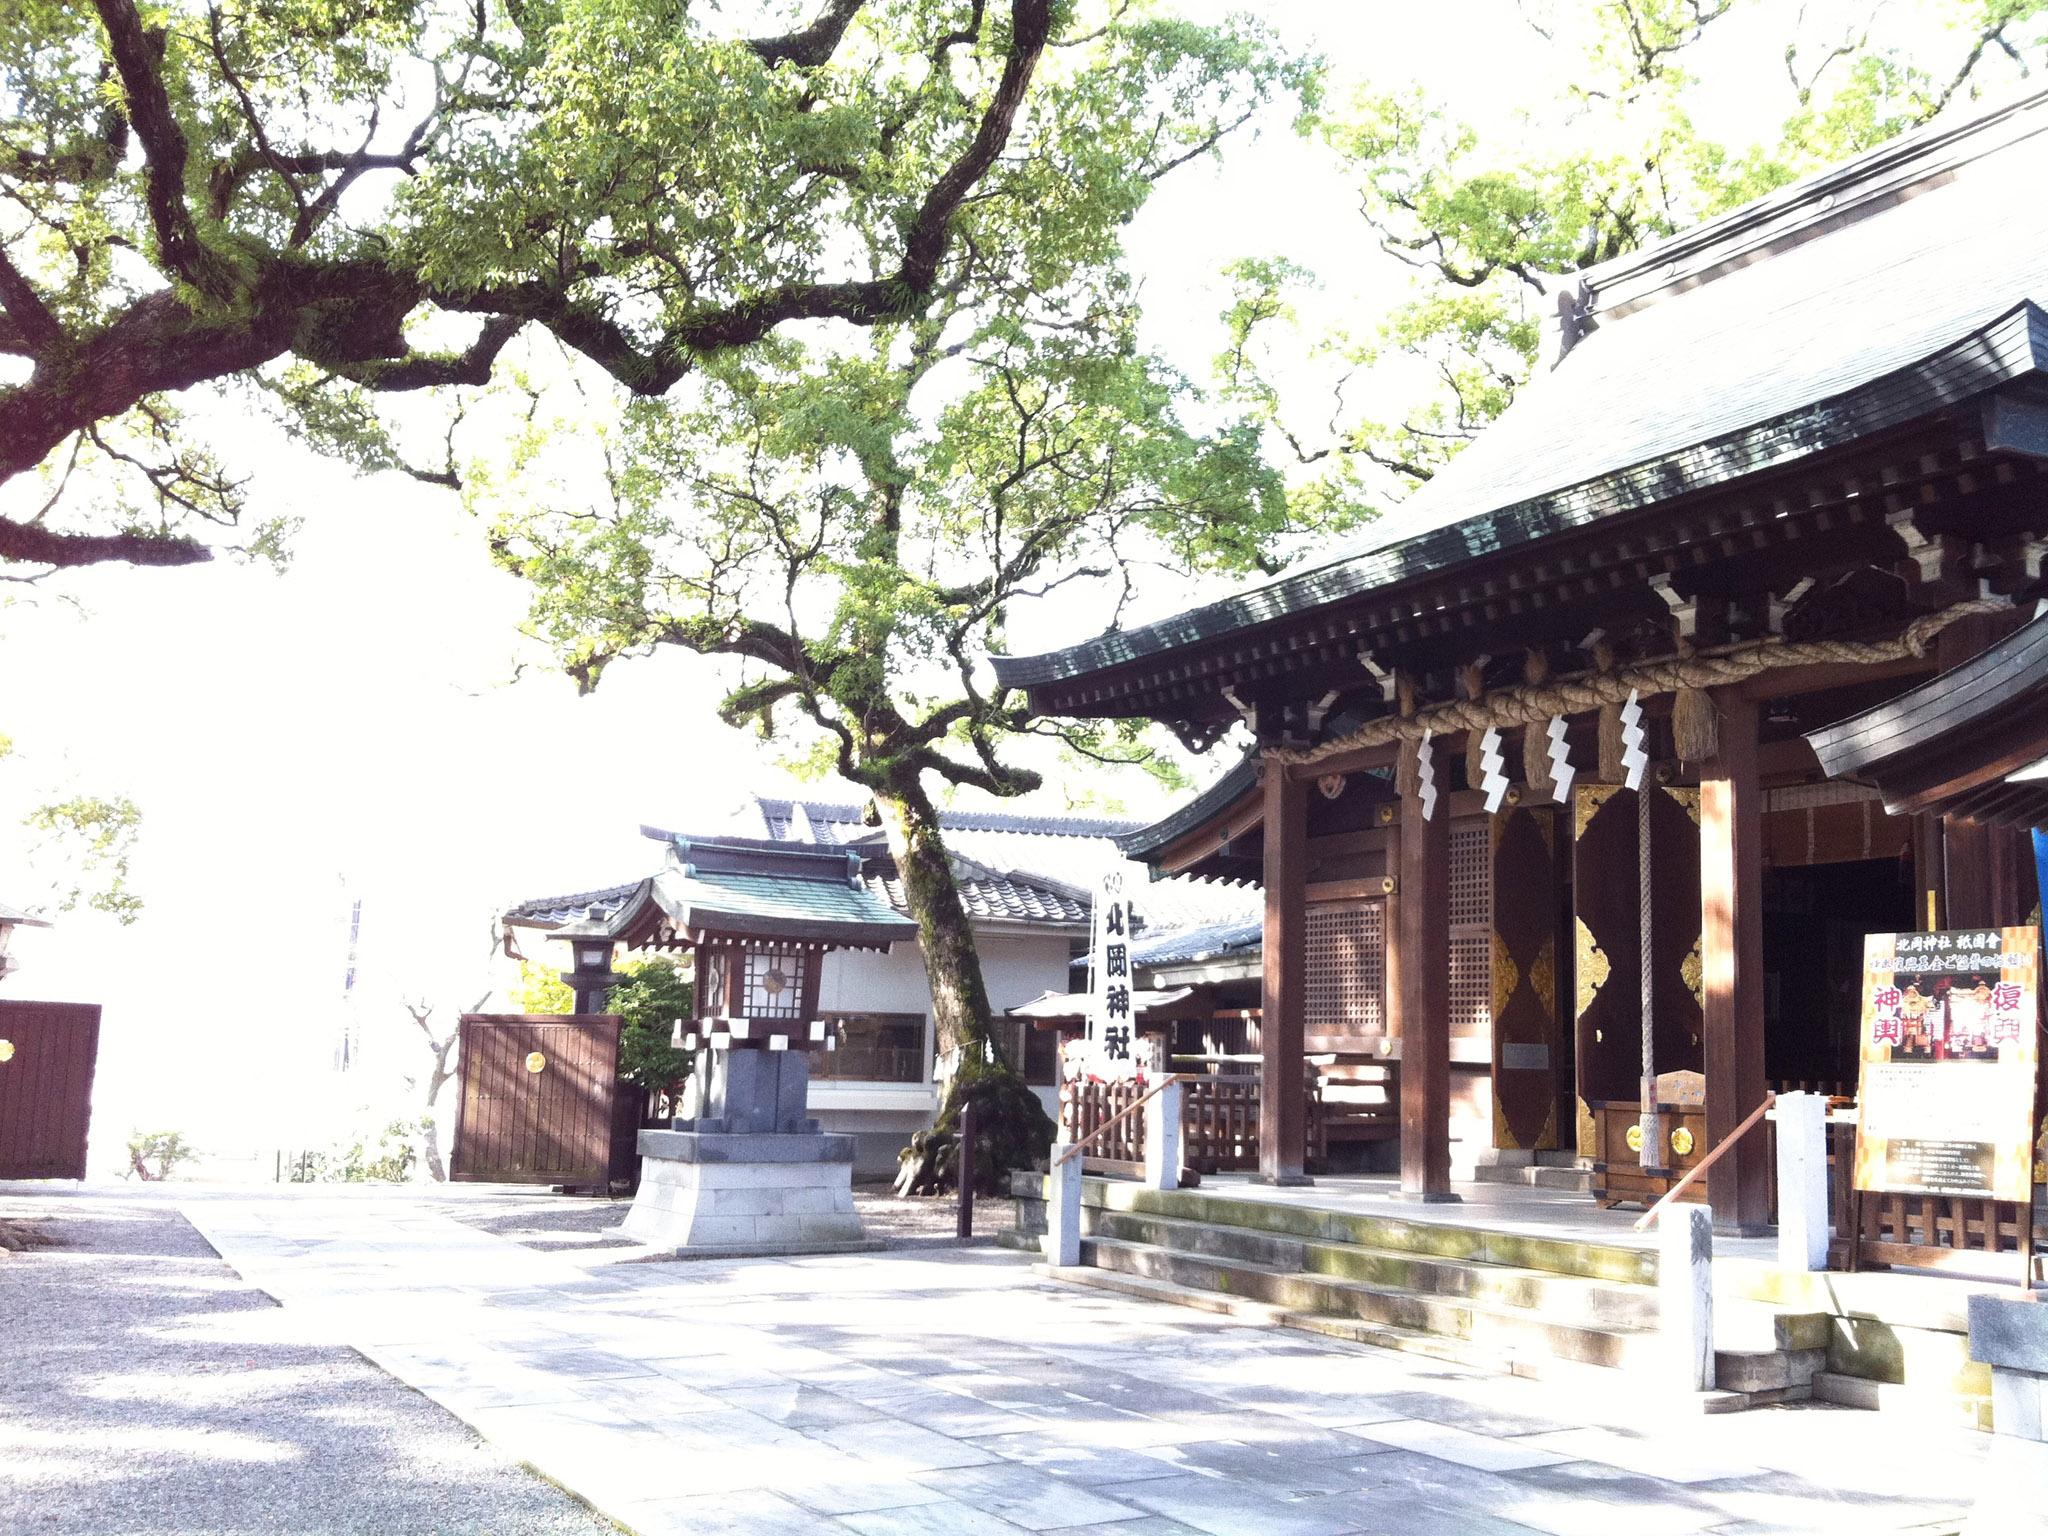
994;88;2048;1236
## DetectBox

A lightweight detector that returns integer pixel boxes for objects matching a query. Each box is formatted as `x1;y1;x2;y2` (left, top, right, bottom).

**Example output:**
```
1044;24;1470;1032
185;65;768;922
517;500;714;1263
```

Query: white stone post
1144;1079;1185;1192
1044;1149;1083;1267
1660;1202;1716;1392
1773;1091;1830;1272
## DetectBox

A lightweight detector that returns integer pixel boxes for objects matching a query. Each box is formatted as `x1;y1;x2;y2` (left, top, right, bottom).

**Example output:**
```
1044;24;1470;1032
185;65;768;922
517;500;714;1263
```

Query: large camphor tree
473;8;1309;1190
0;0;1075;571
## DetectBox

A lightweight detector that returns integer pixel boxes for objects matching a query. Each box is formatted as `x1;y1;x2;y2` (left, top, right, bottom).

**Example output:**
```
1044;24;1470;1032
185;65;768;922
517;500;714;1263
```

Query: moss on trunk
876;776;1054;1194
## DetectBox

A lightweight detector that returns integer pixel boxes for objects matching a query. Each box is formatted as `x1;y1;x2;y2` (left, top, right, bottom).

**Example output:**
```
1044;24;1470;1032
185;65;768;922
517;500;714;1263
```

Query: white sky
0;1;1995;1165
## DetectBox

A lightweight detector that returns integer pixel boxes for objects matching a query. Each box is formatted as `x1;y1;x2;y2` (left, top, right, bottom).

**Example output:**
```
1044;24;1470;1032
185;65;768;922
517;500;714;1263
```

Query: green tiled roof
656;867;915;945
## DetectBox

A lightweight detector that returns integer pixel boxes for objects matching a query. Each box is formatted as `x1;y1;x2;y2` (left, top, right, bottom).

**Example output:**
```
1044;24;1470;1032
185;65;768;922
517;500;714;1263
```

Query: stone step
1087;1207;1659;1331
1026;1175;1659;1286
1032;1260;1516;1373
1034;1255;1766;1409
1466;1164;1594;1193
1814;1371;1994;1431
1714;1346;1826;1394
1081;1235;1660;1372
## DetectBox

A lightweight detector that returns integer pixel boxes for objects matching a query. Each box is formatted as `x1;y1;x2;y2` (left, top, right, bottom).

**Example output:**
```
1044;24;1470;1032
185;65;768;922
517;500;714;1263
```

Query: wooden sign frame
1846;926;2041;1288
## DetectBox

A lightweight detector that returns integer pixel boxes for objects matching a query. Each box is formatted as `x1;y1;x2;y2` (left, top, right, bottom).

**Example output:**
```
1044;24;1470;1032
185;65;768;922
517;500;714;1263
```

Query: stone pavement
180;1187;1984;1536
0;1183;612;1536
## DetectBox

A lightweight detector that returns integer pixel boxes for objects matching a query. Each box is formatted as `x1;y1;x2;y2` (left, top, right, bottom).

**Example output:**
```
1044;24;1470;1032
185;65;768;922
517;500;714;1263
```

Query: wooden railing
1054;1074;1194;1168
1058;1069;1352;1174
1634;1093;1775;1231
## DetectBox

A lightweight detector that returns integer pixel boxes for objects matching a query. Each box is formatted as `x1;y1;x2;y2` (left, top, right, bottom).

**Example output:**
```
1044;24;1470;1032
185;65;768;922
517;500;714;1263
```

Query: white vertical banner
1090;872;1138;1080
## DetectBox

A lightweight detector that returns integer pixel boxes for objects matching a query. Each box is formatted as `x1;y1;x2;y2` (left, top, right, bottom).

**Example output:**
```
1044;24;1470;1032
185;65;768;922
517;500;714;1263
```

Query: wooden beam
1395;776;1456;1201
1699;691;1770;1233
1259;756;1311;1184
1285;741;1398;780
1733;653;1935;703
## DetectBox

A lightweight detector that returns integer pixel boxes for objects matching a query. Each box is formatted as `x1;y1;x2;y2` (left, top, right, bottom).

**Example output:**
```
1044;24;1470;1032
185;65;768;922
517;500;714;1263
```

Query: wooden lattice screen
1449;819;1493;1037
1305;900;1384;1035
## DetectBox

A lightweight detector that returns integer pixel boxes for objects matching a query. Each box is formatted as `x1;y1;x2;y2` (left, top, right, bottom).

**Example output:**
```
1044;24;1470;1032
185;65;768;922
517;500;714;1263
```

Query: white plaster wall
813;931;1072;1021
808;928;1075;1177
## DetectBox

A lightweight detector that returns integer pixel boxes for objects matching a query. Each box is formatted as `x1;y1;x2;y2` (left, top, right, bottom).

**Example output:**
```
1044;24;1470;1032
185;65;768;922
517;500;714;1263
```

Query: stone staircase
1003;1174;1826;1410
1468;1151;1593;1194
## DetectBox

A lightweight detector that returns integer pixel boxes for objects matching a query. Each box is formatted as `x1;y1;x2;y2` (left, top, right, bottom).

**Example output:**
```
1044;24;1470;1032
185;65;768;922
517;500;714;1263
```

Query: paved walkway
170;1185;1994;1536
0;1183;613;1536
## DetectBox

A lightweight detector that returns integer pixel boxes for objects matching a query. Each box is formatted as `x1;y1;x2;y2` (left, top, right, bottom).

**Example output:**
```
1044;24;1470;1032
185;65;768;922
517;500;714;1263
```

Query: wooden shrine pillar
1397;770;1456;1200
1258;757;1310;1184
1700;693;1770;1233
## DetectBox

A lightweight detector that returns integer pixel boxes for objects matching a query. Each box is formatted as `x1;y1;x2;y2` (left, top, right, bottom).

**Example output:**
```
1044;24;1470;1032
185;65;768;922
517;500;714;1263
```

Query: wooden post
1397;768;1457;1200
1700;691;1770;1234
1258;756;1311;1184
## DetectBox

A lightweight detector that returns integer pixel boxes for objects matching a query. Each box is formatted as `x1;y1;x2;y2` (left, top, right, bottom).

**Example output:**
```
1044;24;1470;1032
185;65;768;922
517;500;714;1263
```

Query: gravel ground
429;1183;976;1261
0;1182;618;1536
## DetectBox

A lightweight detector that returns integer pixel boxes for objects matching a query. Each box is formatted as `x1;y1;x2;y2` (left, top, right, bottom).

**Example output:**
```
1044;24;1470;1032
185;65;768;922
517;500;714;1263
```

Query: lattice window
1449;821;1491;928
741;950;808;1021
1305;900;1384;1035
1449;819;1493;1036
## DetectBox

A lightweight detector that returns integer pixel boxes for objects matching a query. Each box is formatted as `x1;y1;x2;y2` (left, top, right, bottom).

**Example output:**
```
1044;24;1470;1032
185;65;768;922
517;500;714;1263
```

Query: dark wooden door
1491;807;1572;1152
450;1014;622;1186
0;1000;102;1180
1571;784;1704;1152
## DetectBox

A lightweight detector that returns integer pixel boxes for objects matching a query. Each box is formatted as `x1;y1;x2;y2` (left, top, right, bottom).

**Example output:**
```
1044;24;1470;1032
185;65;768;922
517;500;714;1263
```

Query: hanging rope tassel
1599;702;1626;784
1522;724;1555;800
1519;650;1555;799
1672;686;1719;763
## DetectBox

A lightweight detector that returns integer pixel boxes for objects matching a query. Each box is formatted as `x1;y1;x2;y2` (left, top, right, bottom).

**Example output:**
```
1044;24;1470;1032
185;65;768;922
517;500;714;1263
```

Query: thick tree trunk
875;774;1054;1194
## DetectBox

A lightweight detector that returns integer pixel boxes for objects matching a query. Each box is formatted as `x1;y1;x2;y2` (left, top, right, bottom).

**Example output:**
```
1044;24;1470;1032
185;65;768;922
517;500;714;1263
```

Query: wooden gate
450;1014;628;1188
0;1000;102;1180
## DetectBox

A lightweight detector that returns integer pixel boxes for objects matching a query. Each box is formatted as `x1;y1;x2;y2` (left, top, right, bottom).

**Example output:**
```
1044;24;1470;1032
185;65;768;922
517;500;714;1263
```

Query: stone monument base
620;1128;882;1256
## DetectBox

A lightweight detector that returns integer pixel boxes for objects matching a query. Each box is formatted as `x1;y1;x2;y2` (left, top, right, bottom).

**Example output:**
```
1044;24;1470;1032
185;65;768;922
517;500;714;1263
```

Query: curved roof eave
994;282;2048;698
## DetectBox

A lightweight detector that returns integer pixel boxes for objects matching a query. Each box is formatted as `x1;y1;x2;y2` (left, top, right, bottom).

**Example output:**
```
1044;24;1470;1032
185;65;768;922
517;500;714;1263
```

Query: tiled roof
745;798;1143;844
722;795;1256;932
1119;753;1259;862
992;92;2048;691
512;790;1263;950
668;868;914;939
1130;915;1263;969
504;881;643;928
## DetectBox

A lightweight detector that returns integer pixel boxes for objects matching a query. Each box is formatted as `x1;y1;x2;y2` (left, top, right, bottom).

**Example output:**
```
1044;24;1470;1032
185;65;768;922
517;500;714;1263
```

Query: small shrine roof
1806;613;2048;825
1117;753;1260;863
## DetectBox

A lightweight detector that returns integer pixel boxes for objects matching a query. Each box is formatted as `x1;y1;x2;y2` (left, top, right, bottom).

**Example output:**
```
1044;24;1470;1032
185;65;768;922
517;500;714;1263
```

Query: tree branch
92;0;228;297
750;0;869;68
0;245;64;357
0;518;209;569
